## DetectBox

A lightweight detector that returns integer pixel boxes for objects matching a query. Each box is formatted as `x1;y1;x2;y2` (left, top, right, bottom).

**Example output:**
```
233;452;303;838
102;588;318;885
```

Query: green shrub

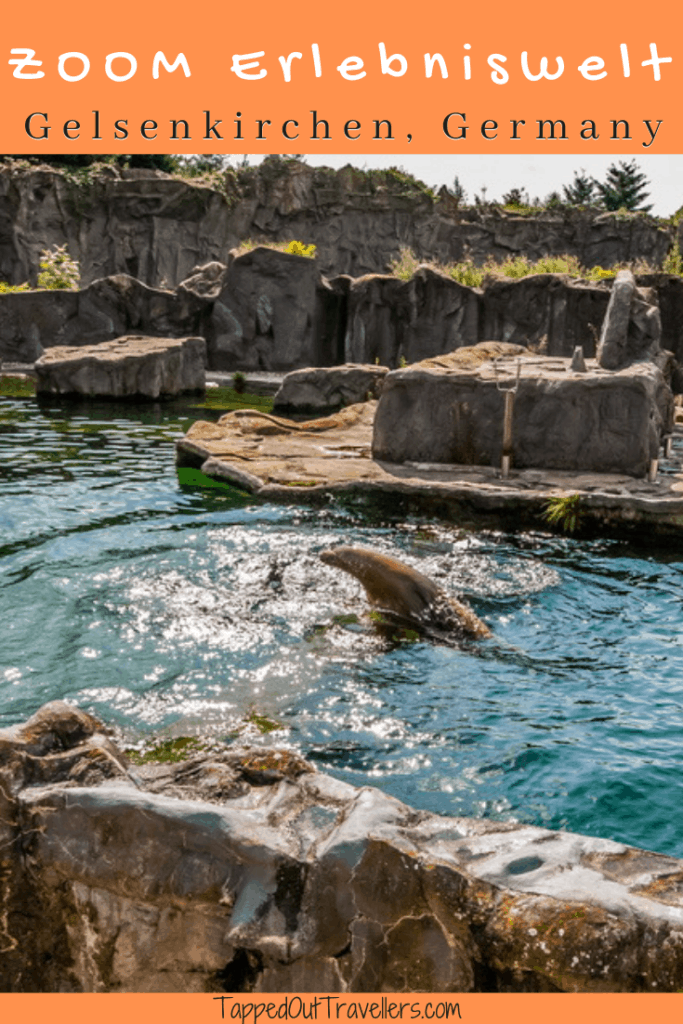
583;265;617;281
234;238;316;259
389;246;422;280
445;261;485;287
663;238;683;276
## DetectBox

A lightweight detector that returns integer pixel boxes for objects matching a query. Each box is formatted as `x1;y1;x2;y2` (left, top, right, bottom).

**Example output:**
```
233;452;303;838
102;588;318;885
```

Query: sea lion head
319;546;367;571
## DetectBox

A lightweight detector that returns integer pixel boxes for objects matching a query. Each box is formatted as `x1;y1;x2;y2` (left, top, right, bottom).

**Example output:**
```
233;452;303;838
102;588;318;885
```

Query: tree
452;175;467;204
501;187;526;207
594;160;652;212
563;170;595;205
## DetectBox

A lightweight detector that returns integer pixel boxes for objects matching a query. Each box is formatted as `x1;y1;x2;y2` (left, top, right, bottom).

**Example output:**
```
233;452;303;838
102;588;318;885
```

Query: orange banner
0;993;682;1021
1;0;682;153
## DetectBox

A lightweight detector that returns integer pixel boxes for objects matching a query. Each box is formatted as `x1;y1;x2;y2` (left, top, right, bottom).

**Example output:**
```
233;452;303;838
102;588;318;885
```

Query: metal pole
494;358;521;480
501;391;514;479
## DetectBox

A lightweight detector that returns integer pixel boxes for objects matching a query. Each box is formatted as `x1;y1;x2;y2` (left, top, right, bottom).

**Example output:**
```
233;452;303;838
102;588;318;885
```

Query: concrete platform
176;402;683;538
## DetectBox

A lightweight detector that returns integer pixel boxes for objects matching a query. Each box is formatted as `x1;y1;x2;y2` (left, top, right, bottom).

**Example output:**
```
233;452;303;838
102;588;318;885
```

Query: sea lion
319;546;491;639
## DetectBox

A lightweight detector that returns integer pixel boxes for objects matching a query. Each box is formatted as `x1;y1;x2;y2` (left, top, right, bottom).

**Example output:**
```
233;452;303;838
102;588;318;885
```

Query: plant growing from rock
0;281;30;293
37;244;80;290
541;493;583;533
285;240;316;258
389;246;421;280
663;238;683;276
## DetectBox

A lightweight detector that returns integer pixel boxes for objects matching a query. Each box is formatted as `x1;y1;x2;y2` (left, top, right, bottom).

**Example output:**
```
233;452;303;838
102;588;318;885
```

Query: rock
178;261;231;300
481;274;609;356
570;346;587;372
344;269;480;367
207;247;323;371
597;270;661;370
0;275;210;366
273;364;389;413
4;701;683;991
638;273;683;364
372;345;673;477
35;335;206;399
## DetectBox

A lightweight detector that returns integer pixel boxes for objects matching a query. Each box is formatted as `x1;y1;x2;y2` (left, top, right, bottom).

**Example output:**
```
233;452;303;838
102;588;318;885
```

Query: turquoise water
2;396;683;858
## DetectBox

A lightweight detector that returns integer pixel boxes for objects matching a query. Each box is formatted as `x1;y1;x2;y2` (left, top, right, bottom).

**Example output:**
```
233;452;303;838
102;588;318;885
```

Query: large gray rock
345;268;480;367
3;701;683;992
638;273;683;363
207;247;323;371
372;345;673;477
0;275;210;365
481;274;609;356
35;335;206;399
0;165;232;289
597;270;661;370
273;363;389;413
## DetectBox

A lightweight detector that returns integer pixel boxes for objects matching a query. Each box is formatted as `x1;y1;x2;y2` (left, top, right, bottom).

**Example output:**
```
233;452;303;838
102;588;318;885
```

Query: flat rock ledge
3;701;683;993
35;335;206;399
176;401;683;539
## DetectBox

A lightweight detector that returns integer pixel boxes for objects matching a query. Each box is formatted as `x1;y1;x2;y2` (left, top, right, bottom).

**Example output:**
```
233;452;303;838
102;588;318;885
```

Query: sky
239;154;683;217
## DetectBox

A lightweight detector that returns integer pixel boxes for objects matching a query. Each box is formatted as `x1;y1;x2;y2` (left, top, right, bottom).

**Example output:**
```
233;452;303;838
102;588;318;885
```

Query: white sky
241;154;683;216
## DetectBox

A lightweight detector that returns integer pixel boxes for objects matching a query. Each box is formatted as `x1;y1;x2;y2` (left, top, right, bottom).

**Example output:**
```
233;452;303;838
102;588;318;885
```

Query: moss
187;387;274;414
125;736;205;765
0;375;36;398
245;710;281;734
332;613;361;626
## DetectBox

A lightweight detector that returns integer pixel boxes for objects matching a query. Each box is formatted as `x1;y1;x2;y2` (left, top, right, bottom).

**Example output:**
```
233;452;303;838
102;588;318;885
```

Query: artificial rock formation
597;270;662;370
0;274;211;365
0;161;676;288
273;363;389;413
207;247;329;371
35;335;206;399
3;701;683;993
372;346;673;477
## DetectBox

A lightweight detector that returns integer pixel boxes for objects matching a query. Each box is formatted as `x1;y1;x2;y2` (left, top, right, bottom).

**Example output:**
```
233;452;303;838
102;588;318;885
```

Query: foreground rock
35;335;206;399
273;363;389;413
3;701;683;992
373;346;673;477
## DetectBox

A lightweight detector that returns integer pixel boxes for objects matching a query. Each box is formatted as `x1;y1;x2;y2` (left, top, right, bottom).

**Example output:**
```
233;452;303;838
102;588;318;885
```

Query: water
2;396;683;858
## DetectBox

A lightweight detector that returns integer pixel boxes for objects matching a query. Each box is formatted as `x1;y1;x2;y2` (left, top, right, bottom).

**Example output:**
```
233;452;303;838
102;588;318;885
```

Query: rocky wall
0;161;676;288
2;254;682;375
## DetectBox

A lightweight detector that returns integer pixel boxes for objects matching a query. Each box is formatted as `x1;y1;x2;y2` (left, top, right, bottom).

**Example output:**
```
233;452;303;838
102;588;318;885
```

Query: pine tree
594;160;652;213
452;175;467;204
563;170;595;205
